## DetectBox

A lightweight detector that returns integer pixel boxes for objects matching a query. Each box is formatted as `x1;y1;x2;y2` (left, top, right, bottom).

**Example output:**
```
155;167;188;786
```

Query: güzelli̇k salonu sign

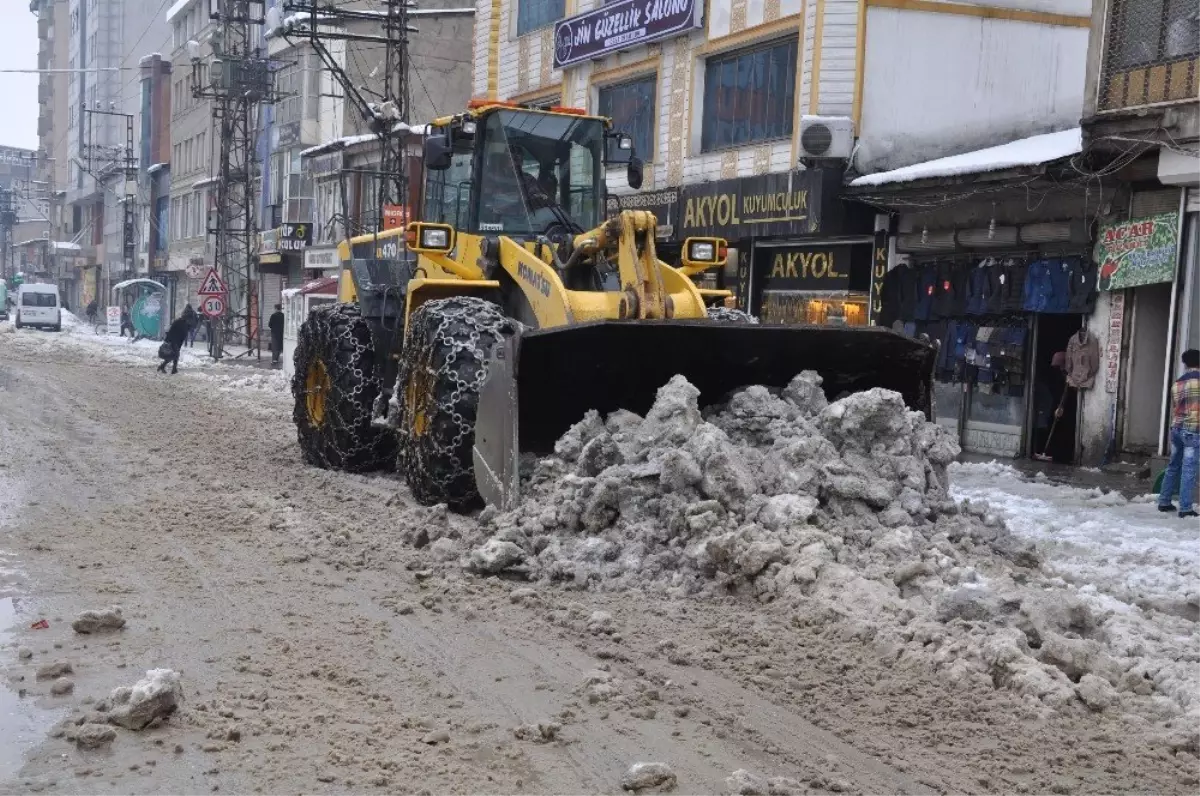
553;0;702;69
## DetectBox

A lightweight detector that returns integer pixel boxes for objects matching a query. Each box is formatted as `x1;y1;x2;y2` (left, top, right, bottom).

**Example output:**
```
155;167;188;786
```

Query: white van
15;283;62;331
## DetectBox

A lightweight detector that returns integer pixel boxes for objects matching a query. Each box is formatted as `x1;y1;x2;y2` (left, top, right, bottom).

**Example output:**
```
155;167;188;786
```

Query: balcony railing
1099;1;1199;112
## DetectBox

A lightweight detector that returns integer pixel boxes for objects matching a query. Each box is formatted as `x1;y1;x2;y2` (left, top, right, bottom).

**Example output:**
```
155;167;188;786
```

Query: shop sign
260;228;279;254
279;222;313;252
868;229;888;324
309;152;342;177
606;188;678;240
1105;292;1124;394
553;0;702;69
1095;212;1179;291
382;205;409;231
678;170;827;241
304;246;339;270
759;243;858;291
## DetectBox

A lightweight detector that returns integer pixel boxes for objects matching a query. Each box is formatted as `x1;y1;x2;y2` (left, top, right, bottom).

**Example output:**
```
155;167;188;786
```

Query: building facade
471;0;1093;318
1074;0;1199;465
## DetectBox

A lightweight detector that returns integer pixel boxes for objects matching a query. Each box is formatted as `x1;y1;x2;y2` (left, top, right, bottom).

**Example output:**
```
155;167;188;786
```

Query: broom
1034;384;1070;462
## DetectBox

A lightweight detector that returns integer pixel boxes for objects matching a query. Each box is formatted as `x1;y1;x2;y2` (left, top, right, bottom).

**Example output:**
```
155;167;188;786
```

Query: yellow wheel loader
292;100;936;509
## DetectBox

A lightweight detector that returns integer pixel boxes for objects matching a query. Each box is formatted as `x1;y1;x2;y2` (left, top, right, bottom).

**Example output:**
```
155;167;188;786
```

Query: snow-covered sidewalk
1;311;289;399
950;461;1197;609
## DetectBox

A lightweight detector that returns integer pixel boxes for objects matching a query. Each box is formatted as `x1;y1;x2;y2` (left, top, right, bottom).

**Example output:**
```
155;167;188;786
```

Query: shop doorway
1030;314;1083;464
1124;283;1173;454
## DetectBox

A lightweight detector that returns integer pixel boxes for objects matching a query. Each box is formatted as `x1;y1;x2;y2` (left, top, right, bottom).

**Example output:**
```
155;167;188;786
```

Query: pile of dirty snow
454;374;1198;725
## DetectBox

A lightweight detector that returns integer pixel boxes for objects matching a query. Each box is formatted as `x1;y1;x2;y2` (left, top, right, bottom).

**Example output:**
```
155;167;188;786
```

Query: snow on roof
13;238;82;251
351;7;475;15
300;123;430;158
146;162;168;175
165;0;197;24
193;175;219;189
849;128;1083;188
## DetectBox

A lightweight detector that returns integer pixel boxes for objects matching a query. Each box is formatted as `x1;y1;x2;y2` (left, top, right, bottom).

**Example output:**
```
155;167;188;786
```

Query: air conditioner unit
798;116;855;160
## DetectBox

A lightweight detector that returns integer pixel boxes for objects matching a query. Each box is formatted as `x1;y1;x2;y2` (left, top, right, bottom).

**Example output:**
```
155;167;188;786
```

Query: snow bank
451;375;1198;722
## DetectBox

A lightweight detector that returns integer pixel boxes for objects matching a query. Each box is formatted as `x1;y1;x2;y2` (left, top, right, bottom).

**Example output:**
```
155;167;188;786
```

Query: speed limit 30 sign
200;295;226;318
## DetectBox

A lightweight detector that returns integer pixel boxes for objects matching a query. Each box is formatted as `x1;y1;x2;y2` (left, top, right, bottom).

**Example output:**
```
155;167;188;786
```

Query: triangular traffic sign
197;267;228;296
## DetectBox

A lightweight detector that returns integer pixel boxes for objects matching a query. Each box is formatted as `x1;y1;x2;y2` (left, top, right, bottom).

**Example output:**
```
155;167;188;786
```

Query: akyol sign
553;0;702;69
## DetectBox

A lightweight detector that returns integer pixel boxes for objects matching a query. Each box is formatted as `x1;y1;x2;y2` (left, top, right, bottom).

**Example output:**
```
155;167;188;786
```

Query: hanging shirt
1172;370;1200;433
914;263;938;321
1065;329;1100;389
1044;258;1073;313
965;261;993;315
997;258;1028;314
1066;258;1098;314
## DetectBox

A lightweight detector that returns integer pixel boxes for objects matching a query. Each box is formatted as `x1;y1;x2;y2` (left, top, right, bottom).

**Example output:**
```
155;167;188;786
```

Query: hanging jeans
1159;428;1200;514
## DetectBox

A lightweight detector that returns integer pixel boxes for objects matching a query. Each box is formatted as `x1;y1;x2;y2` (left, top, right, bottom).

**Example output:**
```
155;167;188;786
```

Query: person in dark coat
85;298;98;325
181;303;199;347
120;306;135;338
158;315;191;374
268;303;285;366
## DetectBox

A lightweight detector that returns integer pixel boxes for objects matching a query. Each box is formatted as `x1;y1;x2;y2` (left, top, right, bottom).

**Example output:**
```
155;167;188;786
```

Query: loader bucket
473;321;937;510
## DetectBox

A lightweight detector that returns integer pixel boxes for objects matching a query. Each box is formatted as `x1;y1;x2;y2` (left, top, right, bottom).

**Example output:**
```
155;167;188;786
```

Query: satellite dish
264;6;281;30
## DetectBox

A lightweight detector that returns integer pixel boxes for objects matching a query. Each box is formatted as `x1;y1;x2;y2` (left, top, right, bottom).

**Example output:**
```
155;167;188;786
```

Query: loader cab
422;105;640;241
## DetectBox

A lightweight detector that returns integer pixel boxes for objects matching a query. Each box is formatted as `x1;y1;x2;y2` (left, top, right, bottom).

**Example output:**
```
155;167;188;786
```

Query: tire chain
291;302;396;472
394;296;517;507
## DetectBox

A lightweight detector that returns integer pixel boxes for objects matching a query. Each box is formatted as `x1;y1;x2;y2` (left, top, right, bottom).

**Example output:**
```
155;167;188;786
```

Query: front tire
291;303;396;472
395;296;516;509
706;306;759;324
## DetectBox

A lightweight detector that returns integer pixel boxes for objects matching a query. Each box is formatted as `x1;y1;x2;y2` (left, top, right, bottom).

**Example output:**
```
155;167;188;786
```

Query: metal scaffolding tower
192;0;275;359
278;0;415;237
83;106;138;299
0;187;15;283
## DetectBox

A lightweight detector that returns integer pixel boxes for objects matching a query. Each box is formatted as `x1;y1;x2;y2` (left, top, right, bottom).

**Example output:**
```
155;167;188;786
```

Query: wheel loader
292;100;936;509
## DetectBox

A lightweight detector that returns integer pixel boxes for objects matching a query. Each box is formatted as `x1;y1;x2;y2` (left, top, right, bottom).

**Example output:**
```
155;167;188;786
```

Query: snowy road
0;319;1196;794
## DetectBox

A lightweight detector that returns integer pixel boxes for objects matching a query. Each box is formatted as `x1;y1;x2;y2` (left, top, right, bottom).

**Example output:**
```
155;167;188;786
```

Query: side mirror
626;156;644;190
604;131;634;165
423;134;452;171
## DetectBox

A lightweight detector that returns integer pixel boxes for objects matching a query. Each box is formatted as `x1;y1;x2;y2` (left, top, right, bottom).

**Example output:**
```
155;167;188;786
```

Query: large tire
395;296;516;509
706;306;759;324
292;302;396;472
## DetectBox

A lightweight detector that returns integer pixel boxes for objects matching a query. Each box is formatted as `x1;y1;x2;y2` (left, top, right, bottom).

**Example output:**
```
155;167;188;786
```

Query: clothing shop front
877;238;1099;461
676;168;873;322
847;129;1121;462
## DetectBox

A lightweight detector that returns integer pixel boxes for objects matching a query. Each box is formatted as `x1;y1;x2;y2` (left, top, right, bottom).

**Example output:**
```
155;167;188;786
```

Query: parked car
0;281;8;321
15;283;62;331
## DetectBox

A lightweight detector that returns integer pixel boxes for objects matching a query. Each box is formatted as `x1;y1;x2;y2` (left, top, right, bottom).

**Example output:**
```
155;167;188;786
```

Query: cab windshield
476;109;604;237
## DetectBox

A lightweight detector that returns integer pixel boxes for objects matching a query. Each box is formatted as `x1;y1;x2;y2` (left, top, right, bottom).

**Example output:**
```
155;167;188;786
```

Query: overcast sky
0;9;40;151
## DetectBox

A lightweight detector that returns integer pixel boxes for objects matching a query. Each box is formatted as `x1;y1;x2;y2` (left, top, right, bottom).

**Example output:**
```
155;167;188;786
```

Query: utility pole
83;105;137;302
0;187;14;284
191;0;274;360
278;0;414;236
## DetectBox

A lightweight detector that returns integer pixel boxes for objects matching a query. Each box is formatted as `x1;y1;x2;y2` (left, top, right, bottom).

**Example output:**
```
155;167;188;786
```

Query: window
597;76;656;161
182;194;192;238
423;148;475;229
475;109;603;236
1101;0;1198;110
517;0;563;36
274;61;304;126
701;38;797;152
22;292;57;307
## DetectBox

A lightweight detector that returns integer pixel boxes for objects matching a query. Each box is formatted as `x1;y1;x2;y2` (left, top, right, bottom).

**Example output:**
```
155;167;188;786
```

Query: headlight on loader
689;241;715;262
406;222;456;254
680;236;728;273
421;227;449;249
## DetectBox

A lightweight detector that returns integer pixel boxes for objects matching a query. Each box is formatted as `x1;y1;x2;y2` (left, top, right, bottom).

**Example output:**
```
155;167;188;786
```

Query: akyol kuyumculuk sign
553;0;702;69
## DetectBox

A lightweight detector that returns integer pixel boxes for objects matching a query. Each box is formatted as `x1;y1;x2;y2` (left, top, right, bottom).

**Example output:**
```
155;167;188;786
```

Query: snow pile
469;374;1028;597
458;375;1199;721
108;668;183;730
71;606;126;634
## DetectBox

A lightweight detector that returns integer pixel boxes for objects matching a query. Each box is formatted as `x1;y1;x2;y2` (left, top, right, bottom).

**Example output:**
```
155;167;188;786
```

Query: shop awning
111;278;166;294
849;128;1082;189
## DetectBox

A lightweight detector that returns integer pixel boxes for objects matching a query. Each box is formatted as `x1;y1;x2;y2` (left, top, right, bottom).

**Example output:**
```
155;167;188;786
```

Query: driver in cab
488;143;557;219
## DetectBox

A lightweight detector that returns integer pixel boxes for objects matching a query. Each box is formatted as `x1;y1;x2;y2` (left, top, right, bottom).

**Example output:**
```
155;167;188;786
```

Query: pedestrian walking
157;315;192;375
181;302;199;347
268;303;285;366
1158;348;1200;519
119;306;135;338
85;298;98;326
